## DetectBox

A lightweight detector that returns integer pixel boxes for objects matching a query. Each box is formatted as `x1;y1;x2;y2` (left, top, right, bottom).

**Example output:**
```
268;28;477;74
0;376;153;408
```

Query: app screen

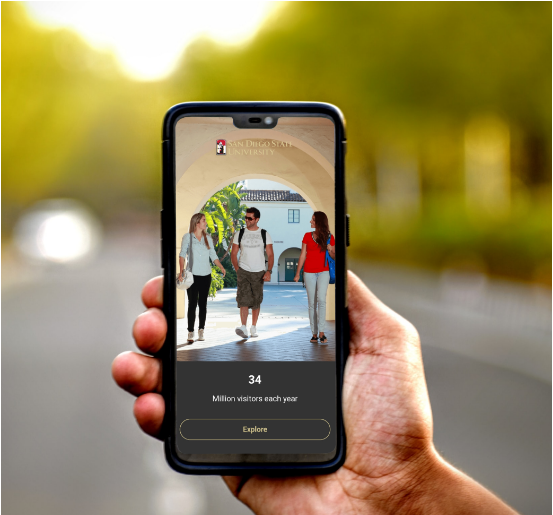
175;116;337;462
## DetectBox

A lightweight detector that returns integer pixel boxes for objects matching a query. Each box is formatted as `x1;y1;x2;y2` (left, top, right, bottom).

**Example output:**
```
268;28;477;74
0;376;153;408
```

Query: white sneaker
187;331;195;343
198;329;205;341
235;325;248;339
250;325;258;337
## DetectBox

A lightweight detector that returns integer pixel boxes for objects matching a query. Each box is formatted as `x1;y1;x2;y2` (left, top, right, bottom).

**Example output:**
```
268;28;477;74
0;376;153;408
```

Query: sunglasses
245;216;255;221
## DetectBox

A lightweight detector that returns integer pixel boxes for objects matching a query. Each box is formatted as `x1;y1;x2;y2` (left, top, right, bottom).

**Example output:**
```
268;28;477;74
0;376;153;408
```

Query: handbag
176;234;194;290
325;235;336;285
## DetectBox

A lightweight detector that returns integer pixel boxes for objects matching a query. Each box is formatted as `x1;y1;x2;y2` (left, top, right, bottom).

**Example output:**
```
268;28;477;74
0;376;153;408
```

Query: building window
288;209;300;223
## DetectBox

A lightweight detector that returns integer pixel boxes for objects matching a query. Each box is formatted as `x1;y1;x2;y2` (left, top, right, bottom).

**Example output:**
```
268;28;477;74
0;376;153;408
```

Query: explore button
180;419;331;441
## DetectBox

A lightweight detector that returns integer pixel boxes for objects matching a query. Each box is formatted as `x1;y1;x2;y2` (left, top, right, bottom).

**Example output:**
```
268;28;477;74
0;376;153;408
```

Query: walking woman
293;211;335;344
178;213;226;343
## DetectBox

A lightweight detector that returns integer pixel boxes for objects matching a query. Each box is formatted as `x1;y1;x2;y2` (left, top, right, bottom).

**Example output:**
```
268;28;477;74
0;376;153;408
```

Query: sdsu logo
216;139;226;155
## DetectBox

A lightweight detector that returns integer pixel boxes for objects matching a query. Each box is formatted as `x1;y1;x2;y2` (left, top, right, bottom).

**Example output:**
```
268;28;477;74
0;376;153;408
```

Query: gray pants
304;271;330;334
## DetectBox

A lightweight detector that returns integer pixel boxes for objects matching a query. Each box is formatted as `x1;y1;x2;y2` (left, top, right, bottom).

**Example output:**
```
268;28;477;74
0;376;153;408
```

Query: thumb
346;271;418;355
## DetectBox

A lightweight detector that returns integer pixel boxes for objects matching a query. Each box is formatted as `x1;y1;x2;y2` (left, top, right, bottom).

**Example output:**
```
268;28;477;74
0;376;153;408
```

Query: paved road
2;231;550;514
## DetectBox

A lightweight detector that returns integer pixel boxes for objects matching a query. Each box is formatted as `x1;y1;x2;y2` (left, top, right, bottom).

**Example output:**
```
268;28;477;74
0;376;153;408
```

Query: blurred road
2;227;551;515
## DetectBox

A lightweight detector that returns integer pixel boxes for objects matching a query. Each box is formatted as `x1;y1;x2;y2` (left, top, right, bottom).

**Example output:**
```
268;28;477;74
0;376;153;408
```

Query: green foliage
201;183;248;297
202;182;248;261
209;264;225;298
3;3;551;281
2;3;162;230
221;256;237;288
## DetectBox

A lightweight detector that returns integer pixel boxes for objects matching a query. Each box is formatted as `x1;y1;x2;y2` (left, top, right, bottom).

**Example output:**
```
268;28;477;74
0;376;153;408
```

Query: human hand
293;274;300;282
112;273;517;515
263;271;271;282
221;267;226;277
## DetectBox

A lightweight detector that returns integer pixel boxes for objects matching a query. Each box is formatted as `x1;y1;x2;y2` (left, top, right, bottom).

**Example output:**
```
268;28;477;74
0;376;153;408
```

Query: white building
241;179;313;283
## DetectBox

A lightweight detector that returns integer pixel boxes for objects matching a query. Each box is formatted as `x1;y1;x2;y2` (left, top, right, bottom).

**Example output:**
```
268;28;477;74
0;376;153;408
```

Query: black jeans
186;274;212;332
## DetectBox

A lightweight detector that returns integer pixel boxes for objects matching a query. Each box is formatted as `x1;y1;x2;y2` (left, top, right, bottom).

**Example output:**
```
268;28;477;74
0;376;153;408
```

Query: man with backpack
231;207;274;339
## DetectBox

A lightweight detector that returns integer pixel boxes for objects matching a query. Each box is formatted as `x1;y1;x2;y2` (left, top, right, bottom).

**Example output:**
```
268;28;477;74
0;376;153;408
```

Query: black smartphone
161;102;349;474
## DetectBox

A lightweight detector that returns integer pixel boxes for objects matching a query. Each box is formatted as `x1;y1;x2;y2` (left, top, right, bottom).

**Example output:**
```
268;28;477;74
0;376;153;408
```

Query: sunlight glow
25;2;278;81
14;199;102;264
36;212;93;262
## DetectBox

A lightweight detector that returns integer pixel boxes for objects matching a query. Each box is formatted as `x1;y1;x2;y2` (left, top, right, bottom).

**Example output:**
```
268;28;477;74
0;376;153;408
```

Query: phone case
161;102;348;474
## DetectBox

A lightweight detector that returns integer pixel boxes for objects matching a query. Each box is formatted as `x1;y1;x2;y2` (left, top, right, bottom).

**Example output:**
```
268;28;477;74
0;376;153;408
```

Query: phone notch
233;114;279;129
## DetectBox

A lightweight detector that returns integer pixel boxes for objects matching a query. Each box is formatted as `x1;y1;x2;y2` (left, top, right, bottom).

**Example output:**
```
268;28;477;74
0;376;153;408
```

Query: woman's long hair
313;211;330;253
188;213;210;249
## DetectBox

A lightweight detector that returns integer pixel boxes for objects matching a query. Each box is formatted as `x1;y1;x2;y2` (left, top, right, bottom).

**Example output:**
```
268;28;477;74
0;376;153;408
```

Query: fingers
346;271;419;354
133;308;167;355
222;476;254;500
142;276;163;308
222;476;243;496
112;351;162;396
134;393;165;439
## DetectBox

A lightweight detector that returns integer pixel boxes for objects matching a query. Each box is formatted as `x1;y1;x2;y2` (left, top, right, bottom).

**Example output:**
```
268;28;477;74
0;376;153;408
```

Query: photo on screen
175;116;336;363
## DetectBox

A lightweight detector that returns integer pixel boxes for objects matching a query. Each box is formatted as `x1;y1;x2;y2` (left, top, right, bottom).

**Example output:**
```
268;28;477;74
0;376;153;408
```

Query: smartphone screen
167;109;345;467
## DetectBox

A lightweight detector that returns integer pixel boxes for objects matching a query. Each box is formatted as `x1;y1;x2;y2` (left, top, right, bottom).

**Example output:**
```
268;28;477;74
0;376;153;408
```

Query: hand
327;244;334;252
293;274;300;282
113;273;517;515
221;267;226;277
263;271;271;282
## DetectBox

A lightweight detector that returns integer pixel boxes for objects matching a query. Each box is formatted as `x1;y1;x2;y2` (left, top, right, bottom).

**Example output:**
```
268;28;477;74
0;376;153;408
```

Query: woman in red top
294;211;335;343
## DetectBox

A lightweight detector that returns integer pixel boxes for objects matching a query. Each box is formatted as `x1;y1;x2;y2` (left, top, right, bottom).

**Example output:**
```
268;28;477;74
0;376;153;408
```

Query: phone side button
346;214;350;247
160;210;165;268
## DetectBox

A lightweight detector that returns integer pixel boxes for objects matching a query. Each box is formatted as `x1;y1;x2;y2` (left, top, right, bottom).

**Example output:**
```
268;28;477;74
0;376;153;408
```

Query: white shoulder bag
176;234;194;290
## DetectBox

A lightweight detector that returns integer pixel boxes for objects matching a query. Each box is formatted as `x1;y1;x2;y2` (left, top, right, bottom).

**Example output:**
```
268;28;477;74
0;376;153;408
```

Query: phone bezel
161;102;348;474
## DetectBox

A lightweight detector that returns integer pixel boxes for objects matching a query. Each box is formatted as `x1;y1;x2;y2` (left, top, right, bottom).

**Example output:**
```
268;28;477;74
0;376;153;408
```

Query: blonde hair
188;213;210;249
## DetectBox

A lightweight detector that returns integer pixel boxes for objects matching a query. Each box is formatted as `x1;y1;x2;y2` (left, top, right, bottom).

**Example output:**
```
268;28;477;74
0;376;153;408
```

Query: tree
200;182;249;297
202;182;248;261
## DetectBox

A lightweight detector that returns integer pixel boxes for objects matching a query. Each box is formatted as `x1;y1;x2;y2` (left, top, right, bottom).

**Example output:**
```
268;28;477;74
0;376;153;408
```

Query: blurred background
2;2;551;514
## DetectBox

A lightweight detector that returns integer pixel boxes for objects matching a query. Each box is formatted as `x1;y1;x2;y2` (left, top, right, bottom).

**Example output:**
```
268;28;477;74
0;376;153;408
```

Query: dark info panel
176;362;337;455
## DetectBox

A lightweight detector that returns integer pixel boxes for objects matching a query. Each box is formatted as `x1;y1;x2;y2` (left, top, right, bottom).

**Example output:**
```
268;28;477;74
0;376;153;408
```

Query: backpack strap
238;228;267;250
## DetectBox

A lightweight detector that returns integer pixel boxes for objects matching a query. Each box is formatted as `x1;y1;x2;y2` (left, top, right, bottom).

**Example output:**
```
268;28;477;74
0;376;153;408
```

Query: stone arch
176;141;334;243
176;129;334;185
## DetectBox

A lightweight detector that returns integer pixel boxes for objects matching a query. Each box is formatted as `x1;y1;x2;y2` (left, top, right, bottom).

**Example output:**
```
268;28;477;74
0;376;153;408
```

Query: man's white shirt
233;227;273;272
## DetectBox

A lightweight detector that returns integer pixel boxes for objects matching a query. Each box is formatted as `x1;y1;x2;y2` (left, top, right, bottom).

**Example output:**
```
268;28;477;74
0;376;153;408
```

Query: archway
277;247;302;282
176;140;334;242
175;118;336;322
175;123;335;184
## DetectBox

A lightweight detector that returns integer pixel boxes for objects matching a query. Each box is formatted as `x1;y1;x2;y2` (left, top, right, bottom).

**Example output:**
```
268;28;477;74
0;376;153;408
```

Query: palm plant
201;182;248;261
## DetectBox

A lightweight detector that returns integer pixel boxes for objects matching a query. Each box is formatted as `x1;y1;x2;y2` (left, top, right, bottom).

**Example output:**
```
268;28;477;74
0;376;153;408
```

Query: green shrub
222;256;237;288
209;264;225;298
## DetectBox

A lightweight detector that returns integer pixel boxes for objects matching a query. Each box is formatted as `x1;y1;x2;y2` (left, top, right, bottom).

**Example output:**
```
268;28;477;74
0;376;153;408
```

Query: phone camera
263;116;274;125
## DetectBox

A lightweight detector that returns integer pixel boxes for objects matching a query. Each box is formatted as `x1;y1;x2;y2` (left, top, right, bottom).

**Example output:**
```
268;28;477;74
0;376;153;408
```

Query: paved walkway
177;284;336;361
